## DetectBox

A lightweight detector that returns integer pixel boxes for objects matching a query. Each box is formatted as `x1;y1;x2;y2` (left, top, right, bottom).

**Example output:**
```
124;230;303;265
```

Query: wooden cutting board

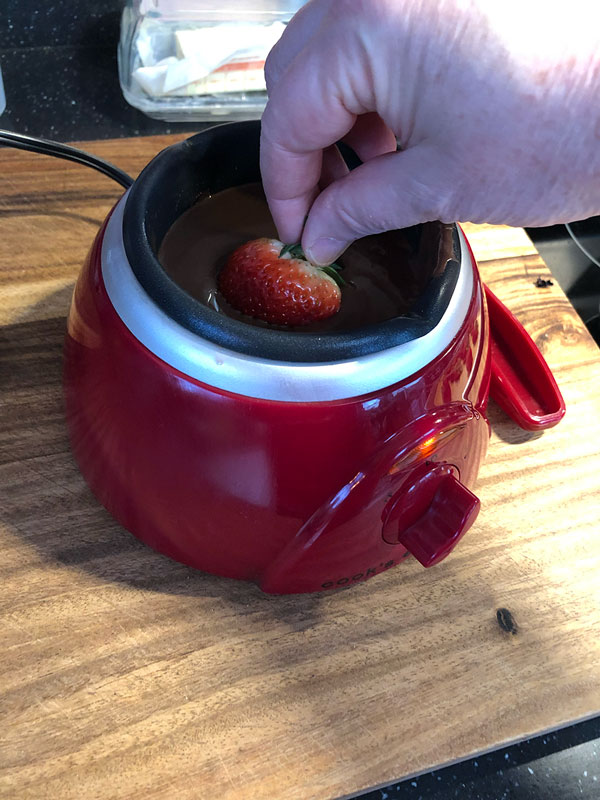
1;136;599;800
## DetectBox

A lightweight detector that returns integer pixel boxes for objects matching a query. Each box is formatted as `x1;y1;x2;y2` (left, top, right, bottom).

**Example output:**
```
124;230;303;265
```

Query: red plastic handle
485;285;565;431
384;463;481;567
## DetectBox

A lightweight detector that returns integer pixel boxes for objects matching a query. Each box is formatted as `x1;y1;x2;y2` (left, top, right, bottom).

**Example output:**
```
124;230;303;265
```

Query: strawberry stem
280;242;305;259
279;242;346;286
320;265;347;287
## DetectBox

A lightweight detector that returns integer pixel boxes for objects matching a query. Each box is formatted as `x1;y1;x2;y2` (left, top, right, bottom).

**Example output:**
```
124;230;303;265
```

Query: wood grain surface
1;136;599;800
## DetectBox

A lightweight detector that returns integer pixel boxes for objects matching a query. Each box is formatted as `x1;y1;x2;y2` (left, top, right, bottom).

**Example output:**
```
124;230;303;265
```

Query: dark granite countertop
1;3;599;798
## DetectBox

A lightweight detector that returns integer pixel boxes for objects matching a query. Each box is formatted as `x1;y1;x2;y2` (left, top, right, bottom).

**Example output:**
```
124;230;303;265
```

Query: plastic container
118;0;306;121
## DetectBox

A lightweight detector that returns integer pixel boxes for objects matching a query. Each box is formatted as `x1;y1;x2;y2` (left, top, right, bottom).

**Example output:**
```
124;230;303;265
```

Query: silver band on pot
102;194;475;403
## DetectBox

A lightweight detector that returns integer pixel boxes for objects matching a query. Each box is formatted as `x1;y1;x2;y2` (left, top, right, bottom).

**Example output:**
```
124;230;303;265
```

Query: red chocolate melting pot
63;121;565;594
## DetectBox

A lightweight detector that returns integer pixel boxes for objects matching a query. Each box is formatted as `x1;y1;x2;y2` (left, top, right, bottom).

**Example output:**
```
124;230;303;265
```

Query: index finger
264;0;333;93
260;40;360;243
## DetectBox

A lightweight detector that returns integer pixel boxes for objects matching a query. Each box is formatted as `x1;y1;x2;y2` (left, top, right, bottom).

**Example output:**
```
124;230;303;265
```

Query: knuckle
432;184;460;223
321;192;379;238
412;156;462;223
264;46;282;93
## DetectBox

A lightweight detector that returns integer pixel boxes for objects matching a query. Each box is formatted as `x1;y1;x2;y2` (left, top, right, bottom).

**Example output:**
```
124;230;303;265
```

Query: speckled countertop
1;2;599;798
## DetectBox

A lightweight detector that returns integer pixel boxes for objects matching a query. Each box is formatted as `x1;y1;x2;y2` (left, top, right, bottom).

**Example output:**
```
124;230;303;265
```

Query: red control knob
382;464;480;567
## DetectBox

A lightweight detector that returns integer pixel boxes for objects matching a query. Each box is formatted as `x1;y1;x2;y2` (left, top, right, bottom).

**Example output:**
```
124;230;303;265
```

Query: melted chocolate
158;183;452;333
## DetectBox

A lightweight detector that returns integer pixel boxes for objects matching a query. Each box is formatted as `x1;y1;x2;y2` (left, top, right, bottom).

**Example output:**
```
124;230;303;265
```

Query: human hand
260;0;600;264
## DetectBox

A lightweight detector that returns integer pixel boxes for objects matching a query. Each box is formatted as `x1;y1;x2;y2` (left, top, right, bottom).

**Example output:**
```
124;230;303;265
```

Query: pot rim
121;120;463;364
103;194;477;402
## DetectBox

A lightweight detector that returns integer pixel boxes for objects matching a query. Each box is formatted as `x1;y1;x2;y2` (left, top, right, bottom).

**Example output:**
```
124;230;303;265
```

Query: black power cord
0;128;134;189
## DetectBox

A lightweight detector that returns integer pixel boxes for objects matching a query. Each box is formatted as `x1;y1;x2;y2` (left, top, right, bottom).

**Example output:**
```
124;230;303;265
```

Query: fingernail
305;237;347;266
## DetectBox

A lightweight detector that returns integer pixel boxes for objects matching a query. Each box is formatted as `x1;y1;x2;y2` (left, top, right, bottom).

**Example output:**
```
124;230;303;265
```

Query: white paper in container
119;0;306;120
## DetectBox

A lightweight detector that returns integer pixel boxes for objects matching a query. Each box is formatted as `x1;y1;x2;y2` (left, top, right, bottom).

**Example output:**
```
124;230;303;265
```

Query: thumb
302;145;457;265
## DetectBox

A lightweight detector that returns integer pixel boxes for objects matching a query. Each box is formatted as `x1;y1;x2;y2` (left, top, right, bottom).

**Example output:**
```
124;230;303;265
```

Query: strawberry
217;238;344;326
